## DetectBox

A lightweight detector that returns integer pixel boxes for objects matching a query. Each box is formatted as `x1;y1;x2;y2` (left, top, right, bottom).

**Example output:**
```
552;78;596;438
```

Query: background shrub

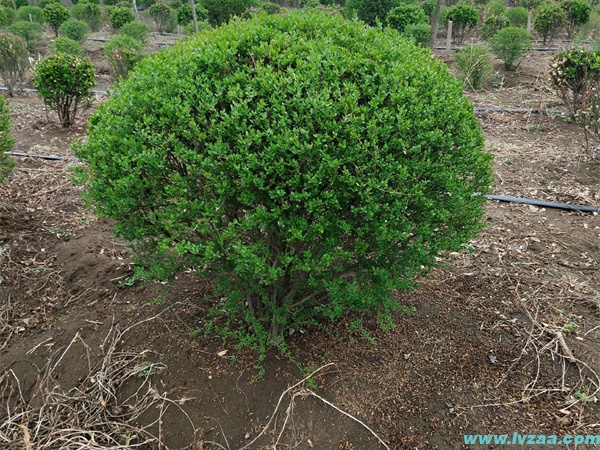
490;26;532;70
0;32;28;95
8;21;43;51
344;0;400;25
44;2;70;37
37;0;61;8
549;48;600;116
103;0;121;6
534;2;566;45
445;2;478;43
15;6;44;24
147;2;176;32
182;19;210;34
103;34;143;80
118;21;150;45
70;2;102;32
561;0;591;38
137;0;156;8
506;6;528;27
386;3;427;33
421;0;436;18
59;19;90;43
0;95;15;185
75;11;492;349
107;6;135;31
50;36;84;56
455;44;493;89
482;13;510;39
33;53;95;127
202;0;256;26
0;5;15;27
487;0;506;16
259;1;281;14
403;21;431;46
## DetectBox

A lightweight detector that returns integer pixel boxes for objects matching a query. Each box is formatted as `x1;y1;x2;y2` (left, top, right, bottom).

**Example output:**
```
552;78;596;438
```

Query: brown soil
1;34;599;450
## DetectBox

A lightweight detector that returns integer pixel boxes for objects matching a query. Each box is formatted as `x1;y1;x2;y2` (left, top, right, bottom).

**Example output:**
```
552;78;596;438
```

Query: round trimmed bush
103;34;143;80
8;21;43;51
482;14;509;40
445;2;478;43
75;11;492;347
0;32;29;96
44;2;70;37
15;6;45;24
147;2;176;32
107;6;135;31
506;6;528;28
203;0;256;26
70;2;102;32
534;3;566;45
0;5;15;27
561;0;591;38
34;53;95;127
50;36;84;56
490;26;532;70
59;19;90;43
403;22;431;46
345;0;400;26
386;3;428;33
118;21;150;45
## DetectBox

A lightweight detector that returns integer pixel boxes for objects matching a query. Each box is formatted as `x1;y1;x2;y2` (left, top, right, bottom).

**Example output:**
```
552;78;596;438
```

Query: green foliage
15;6;44;24
549;48;600;116
344;0;400;25
421;0;436;17
0;5;17;27
176;3;192;24
386;3;427;33
455;44;493;89
0;32;28;95
301;0;321;7
488;0;506;16
33;53;95;127
37;0;61;9
520;0;541;10
534;2;566;45
70;2;102;31
147;2;176;32
203;0;256;26
0;95;15;184
44;2;70;37
50;36;84;56
561;0;591;37
445;2;478;43
182;19;211;34
8;21;42;51
119;21;150;45
103;0;121;5
137;0;156;8
59;19;89;43
482;13;509;39
259;1;281;14
506;6;528;27
107;6;135;30
75;11;492;350
403;21;431;45
103;34;143;80
490;26;532;70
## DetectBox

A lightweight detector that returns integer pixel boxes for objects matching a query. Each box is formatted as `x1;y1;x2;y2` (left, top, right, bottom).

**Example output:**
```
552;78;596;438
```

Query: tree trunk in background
132;0;139;21
429;0;444;50
190;0;199;33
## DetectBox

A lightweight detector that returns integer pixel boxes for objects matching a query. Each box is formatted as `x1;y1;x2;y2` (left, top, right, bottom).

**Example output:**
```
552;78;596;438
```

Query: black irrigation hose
474;106;566;115
4;151;78;161
4;152;598;213
87;37;172;46
485;194;598;213
435;46;560;52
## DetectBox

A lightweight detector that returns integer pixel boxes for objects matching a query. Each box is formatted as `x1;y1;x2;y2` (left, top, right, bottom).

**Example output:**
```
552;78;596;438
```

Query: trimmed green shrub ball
75;11;492;347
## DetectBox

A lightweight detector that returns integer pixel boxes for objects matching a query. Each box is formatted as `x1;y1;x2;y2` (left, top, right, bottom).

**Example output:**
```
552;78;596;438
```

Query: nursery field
1;31;600;449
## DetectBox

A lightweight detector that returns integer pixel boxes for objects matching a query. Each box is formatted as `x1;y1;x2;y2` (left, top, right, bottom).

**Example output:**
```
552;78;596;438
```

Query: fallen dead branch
240;363;390;450
0;311;201;450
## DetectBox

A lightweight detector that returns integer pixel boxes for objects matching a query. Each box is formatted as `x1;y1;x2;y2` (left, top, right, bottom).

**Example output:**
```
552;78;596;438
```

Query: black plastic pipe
485;194;598;213
0;87;108;95
4;151;78;161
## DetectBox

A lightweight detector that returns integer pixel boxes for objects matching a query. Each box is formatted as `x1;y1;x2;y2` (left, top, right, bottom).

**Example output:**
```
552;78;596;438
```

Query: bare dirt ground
1;34;599;449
